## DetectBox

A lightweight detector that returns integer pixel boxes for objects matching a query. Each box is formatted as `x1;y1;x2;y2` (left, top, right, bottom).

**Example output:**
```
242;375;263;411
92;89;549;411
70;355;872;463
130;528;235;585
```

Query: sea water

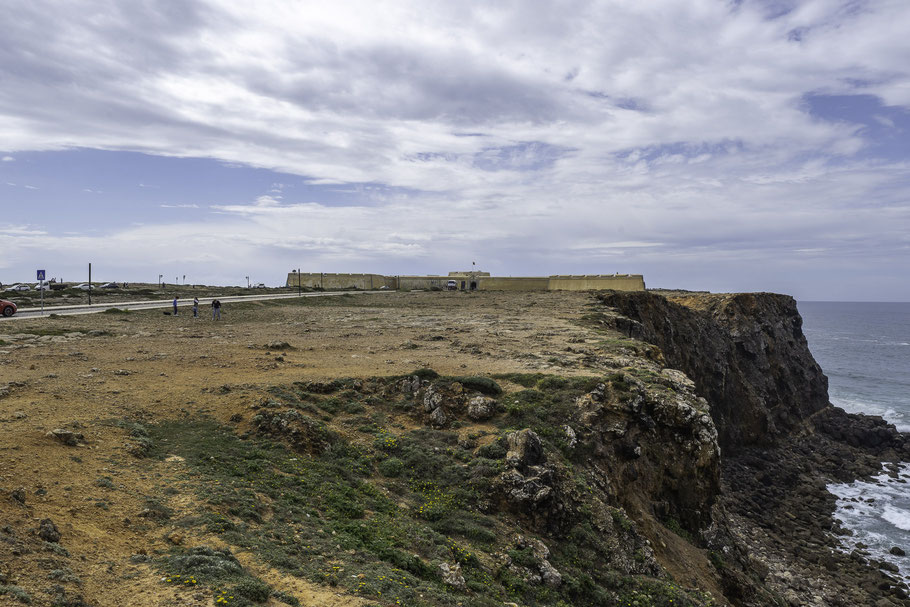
799;301;910;576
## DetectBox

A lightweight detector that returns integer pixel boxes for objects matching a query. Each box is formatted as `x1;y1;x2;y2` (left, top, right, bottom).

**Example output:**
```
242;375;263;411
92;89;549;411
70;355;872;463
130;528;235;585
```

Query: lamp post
245;276;250;289
158;274;163;288
297;268;301;296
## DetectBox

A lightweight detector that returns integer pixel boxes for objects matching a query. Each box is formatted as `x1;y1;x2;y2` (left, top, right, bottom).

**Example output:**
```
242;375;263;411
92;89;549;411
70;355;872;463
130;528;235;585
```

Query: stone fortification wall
478;276;550;291
287;273;396;290
398;276;447;290
549;274;645;291
286;272;645;292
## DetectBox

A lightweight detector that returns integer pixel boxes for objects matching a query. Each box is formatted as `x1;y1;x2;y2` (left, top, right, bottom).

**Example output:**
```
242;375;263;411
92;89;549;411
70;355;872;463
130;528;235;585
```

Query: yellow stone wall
287;273;395;290
287;272;645;292
548;274;645;291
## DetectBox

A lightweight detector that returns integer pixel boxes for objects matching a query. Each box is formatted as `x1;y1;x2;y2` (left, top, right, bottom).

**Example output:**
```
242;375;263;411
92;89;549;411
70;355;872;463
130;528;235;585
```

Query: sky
1;0;909;300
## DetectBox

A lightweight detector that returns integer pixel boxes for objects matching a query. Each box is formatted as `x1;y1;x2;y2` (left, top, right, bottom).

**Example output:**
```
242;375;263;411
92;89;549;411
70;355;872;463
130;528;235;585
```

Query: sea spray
829;463;910;580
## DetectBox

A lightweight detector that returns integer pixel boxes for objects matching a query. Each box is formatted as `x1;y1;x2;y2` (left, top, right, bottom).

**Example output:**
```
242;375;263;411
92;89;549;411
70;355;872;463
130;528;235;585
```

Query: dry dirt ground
1;291;616;607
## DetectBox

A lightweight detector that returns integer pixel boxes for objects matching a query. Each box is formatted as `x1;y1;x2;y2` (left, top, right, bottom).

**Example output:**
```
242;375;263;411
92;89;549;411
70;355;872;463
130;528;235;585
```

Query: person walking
193;296;199;318
212;299;221;320
173;295;178;316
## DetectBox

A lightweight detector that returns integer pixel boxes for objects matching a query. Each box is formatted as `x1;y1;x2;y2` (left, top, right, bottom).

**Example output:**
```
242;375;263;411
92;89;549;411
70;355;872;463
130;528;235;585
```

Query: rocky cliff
598;291;830;453
598;290;910;606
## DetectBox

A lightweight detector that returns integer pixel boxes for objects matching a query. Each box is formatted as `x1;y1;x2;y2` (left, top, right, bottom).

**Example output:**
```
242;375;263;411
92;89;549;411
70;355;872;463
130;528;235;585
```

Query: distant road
1;290;392;320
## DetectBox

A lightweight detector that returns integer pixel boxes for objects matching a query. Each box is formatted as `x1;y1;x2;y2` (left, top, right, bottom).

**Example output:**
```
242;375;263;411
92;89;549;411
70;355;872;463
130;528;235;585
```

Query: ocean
799;301;910;576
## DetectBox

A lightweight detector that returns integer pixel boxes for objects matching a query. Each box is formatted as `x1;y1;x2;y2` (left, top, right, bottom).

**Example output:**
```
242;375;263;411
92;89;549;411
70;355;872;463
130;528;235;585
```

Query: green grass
103;307;132;314
147;417;501;606
158;545;277;606
140;371;717;607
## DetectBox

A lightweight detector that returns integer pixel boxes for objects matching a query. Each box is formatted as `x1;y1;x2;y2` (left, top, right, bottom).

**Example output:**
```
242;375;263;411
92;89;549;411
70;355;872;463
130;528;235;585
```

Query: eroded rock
439;562;466;591
506;429;545;470
467;396;497;420
38;518;61;543
47;429;84;446
252;409;334;454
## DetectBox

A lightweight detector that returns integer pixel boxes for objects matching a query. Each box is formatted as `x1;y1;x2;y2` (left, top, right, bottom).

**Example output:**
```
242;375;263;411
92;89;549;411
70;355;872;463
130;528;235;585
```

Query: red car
1;299;17;317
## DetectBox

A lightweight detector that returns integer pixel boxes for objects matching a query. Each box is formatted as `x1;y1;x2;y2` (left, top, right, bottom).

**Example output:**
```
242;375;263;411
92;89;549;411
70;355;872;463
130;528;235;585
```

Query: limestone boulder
467;396;498;421
506;429;545;470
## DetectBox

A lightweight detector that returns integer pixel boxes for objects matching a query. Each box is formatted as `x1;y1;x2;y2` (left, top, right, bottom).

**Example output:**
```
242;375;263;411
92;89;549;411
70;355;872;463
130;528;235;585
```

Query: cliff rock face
598;291;830;453
573;374;720;532
599;291;910;606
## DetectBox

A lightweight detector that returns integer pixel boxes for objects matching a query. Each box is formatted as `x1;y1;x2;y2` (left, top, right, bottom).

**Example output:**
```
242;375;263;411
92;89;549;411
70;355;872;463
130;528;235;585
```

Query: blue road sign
37;269;46;281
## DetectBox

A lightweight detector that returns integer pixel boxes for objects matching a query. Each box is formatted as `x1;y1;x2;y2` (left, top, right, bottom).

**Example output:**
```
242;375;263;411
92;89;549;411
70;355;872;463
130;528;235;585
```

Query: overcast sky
2;0;909;300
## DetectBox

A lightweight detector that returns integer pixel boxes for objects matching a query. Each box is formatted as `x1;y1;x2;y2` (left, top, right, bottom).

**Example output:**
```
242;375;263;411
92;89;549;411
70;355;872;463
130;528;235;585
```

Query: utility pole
297;268;301;296
88;263;92;305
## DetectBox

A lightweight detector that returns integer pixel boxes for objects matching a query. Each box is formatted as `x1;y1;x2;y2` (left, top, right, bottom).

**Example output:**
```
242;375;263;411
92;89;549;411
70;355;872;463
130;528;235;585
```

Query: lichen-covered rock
429;406;448;427
506;429;545;470
539;558;562;587
467;396;497;420
500;468;553;507
10;487;26;505
423;384;445;412
400;375;421;395
252;409;334;454
38;518;61;543
515;535;562;587
439;562;466;590
47;429;84;446
660;368;695;391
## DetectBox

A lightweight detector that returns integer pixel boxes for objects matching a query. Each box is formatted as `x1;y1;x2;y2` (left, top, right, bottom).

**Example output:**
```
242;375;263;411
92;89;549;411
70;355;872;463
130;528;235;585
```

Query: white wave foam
829;463;910;579
829;396;909;431
882;504;910;531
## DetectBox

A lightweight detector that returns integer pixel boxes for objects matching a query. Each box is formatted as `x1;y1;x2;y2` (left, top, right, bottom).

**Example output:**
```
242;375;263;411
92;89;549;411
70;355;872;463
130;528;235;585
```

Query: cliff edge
598;290;910;606
598;291;830;453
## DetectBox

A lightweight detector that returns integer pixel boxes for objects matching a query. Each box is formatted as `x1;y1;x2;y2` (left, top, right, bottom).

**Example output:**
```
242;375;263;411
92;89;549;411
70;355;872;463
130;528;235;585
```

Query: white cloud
0;224;48;236
4;0;909;188
1;0;909;297
160;203;199;208
254;195;281;207
1;156;14;162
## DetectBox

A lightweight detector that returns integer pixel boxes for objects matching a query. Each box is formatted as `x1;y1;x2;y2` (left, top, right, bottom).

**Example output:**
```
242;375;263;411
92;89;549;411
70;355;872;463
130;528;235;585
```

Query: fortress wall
286;273;395;290
397;276;448;290
548;274;645;291
478;276;550;291
287;272;646;292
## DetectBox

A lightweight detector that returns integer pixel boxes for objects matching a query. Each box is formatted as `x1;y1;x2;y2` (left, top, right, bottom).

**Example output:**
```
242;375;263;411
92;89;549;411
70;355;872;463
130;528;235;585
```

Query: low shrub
455;376;502;396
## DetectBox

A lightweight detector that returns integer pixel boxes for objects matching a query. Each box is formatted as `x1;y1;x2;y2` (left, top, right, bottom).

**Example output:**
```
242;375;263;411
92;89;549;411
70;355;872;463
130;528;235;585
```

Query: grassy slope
136;372;716;607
